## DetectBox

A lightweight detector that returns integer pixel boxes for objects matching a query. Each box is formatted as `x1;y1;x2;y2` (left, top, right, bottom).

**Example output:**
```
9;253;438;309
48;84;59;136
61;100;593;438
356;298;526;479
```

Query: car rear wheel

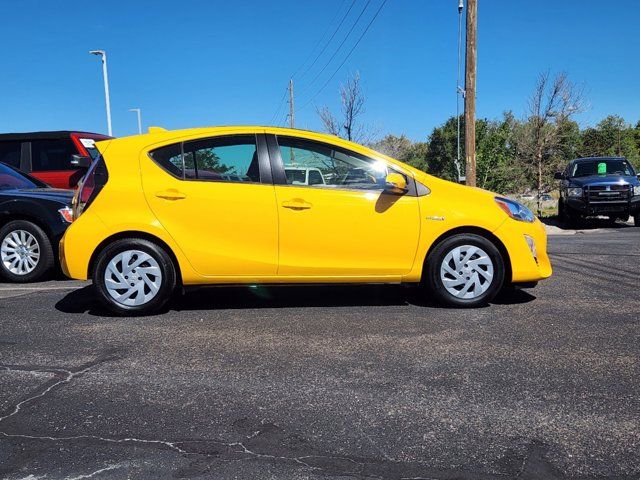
424;234;505;308
93;238;176;315
0;220;54;283
634;213;640;227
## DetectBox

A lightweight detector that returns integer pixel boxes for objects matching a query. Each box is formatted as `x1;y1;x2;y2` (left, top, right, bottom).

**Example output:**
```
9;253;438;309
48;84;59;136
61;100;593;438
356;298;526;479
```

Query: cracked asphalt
0;229;639;479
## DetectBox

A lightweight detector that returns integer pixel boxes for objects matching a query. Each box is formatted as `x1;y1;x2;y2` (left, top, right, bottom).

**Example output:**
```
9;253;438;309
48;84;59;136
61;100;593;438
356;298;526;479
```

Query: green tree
580;115;640;167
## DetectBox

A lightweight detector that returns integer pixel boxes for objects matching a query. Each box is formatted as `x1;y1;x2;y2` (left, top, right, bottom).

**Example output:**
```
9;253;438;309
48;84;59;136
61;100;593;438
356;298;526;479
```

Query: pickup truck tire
634;214;640;227
558;199;578;227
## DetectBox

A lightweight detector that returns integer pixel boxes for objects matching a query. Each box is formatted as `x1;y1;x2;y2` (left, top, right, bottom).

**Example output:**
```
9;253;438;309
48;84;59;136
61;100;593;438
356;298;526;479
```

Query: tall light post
129;108;142;134
89;50;113;136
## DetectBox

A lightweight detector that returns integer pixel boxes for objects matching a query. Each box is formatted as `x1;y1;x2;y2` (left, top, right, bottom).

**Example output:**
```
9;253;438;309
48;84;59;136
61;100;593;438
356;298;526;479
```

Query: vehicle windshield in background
571;159;635;177
0;162;40;190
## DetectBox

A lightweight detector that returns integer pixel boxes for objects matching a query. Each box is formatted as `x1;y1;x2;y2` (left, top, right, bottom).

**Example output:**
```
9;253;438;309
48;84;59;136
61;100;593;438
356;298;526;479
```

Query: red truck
0;131;111;189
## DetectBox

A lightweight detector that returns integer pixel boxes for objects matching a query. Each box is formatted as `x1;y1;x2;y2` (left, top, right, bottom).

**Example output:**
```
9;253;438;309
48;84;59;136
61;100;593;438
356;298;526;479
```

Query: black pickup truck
555;157;640;226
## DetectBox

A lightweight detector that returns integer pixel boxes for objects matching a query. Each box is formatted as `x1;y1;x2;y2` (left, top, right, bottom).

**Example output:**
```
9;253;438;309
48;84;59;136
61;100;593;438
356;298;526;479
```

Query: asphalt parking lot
0;227;638;480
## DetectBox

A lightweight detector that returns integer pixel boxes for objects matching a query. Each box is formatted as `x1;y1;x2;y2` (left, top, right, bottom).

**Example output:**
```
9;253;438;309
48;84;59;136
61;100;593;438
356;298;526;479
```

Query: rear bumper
493;218;552;284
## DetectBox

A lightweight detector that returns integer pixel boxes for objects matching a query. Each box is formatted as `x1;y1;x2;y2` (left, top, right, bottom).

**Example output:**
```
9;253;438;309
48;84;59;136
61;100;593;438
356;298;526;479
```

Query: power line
269;0;353;125
301;0;372;95
269;85;289;125
299;0;388;111
295;0;358;82
291;0;351;80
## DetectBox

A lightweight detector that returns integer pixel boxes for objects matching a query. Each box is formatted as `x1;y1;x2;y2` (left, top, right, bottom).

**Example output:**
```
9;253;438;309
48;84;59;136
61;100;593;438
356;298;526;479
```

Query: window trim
147;134;272;185
266;134;419;196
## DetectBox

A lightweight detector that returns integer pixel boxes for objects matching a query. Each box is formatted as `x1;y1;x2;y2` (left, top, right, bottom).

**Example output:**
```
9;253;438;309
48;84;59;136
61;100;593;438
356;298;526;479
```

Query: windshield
0;162;41;190
571;159;636;177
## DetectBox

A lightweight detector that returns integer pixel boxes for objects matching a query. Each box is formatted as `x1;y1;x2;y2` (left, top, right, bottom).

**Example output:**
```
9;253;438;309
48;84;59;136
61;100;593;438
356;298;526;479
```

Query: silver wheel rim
1;230;40;275
440;245;494;299
104;250;162;307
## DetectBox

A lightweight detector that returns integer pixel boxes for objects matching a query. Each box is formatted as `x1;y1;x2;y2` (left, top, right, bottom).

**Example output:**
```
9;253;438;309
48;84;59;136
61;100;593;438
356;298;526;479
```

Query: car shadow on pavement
55;283;536;317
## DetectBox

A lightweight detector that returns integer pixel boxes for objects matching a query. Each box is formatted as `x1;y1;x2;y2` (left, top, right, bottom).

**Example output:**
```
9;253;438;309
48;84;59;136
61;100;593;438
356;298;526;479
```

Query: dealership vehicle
60;126;552;315
555;157;640;225
0;162;73;282
0;131;111;189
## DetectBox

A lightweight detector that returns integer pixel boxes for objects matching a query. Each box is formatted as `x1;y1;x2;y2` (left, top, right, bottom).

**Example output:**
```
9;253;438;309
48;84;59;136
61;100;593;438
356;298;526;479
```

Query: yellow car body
60;126;551;310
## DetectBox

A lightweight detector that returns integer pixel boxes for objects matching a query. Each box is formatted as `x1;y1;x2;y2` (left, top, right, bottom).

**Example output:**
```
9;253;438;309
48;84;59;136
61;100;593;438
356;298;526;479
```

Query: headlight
567;187;583;197
634;185;640;196
494;197;535;223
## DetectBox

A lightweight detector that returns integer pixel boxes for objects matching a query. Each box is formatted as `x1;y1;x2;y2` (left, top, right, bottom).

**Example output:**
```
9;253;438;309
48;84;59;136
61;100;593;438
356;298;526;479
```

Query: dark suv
0;131;111;189
555;157;640;226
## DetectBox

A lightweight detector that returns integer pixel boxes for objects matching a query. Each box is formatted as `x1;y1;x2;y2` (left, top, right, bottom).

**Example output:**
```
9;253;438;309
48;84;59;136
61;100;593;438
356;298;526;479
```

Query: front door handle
155;189;186;200
281;199;312;210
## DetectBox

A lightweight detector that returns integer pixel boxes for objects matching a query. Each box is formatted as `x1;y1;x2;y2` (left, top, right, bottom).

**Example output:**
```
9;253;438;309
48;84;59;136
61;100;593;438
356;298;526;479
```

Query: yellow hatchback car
60;126;551;315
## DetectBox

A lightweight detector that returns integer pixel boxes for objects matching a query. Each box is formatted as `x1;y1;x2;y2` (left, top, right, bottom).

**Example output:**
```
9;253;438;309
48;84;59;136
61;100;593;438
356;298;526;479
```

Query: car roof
0;131;110;141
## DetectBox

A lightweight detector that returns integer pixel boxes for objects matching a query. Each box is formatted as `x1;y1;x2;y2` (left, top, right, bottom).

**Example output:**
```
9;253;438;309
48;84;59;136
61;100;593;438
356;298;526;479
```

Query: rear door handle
281;199;312;210
155;189;186;200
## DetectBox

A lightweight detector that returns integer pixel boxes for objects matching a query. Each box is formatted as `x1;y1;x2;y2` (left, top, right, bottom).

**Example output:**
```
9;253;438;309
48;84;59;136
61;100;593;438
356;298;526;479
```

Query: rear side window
149;143;184;178
31;138;77;171
149;135;260;183
0;141;22;168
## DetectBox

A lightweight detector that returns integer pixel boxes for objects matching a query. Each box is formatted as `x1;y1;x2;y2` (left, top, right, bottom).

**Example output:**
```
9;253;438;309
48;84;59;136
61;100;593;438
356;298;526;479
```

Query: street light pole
89;50;113;136
129;108;142;134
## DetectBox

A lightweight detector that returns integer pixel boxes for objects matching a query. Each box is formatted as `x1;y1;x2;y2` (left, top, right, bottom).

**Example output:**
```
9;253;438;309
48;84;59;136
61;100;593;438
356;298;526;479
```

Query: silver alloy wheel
440;245;494;299
104;250;162;307
1;230;40;275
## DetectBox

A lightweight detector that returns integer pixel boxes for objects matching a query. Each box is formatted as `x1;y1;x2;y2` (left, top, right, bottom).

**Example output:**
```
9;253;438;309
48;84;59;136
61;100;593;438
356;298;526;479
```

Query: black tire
559;200;579;227
0;220;54;283
423;233;505;308
93;238;176;315
634;213;640;227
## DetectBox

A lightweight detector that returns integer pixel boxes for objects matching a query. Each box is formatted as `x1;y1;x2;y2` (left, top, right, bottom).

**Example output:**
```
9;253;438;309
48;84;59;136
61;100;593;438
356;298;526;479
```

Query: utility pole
89;50;113;137
288;79;295;129
456;0;465;183
464;0;477;187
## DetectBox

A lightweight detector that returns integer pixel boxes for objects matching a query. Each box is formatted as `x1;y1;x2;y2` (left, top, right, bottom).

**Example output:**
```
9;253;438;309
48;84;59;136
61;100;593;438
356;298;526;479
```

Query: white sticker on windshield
79;138;96;148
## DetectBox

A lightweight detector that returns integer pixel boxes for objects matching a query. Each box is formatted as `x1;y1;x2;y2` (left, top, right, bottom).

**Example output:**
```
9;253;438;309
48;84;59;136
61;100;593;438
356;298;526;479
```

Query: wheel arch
422;226;512;284
0;212;56;244
88;231;183;286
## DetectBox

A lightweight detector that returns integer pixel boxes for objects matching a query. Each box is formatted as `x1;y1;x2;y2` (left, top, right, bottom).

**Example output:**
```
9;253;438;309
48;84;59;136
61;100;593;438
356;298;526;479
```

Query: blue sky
0;0;638;140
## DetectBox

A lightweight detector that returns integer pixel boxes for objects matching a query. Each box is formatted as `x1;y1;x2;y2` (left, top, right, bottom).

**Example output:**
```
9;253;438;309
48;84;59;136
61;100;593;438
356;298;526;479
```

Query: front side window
0;141;22;169
149;136;260;183
277;136;389;190
31;138;77;171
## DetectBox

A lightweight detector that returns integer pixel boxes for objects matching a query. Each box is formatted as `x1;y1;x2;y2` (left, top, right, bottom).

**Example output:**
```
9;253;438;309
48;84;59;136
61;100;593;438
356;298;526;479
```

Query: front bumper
566;195;640;216
493;218;552;284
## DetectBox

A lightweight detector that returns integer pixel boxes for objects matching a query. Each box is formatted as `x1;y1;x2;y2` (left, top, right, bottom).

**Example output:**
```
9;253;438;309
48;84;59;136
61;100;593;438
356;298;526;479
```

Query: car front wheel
0;220;54;283
424;234;505;308
93;238;176;315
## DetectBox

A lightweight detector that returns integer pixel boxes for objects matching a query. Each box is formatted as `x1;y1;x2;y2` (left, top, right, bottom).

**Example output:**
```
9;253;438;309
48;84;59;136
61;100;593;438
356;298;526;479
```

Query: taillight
73;156;108;220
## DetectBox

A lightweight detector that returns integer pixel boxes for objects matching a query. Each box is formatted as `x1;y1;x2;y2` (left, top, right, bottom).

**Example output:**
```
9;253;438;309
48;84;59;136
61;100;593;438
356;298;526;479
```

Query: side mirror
553;172;564;180
384;172;408;194
71;154;92;168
